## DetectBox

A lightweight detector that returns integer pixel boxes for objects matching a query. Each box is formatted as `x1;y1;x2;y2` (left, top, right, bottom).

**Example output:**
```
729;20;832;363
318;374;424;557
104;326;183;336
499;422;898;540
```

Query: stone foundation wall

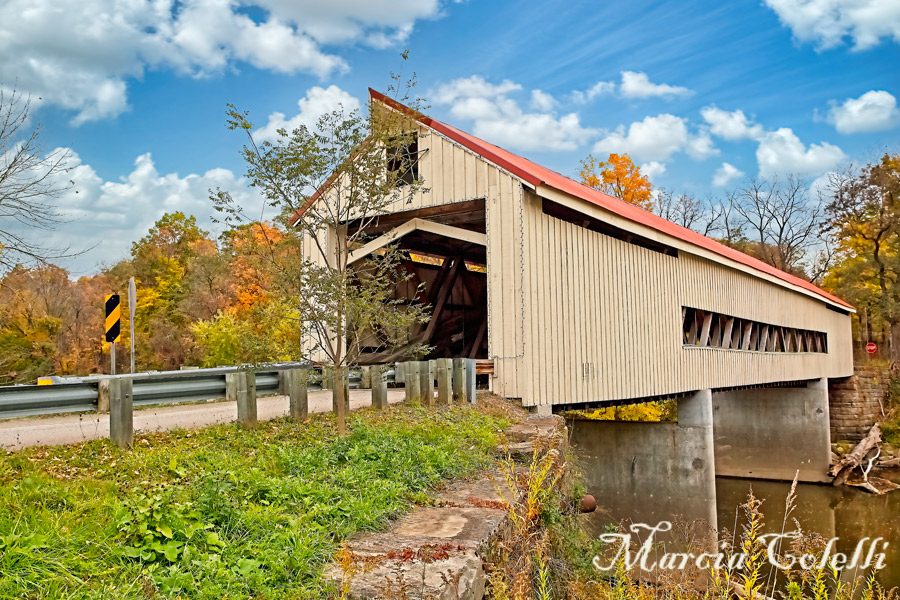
829;367;889;442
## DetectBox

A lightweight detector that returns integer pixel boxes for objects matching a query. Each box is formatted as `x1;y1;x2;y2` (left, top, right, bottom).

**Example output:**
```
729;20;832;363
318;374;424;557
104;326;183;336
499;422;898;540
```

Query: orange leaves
579;152;654;211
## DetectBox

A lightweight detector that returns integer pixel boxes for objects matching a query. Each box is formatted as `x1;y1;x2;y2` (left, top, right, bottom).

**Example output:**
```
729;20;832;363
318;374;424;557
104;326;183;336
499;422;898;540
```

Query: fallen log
830;424;881;486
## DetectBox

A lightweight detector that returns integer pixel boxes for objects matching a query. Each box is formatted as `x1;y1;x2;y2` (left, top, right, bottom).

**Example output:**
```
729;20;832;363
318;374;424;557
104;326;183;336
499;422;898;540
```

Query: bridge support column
712;378;831;483
571;389;718;532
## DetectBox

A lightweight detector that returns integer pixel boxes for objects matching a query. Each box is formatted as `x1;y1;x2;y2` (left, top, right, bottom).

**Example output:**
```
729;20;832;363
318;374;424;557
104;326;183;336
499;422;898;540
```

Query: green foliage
0;403;507;599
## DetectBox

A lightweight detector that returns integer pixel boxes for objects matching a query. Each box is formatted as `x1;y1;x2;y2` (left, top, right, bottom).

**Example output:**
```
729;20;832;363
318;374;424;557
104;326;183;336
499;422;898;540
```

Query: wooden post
436;358;452;405
109;377;133;448
421;360;435;406
394;362;405;385
286;368;308;420
405;361;422;404
360;366;372;389
321;366;334;390
341;368;350;413
228;372;257;427
465;359;476;404
372;365;388;410
451;358;466;404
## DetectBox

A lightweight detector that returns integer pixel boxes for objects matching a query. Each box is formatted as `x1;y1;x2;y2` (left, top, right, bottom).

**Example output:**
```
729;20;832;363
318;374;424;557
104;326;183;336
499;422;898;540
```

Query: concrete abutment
712;378;832;483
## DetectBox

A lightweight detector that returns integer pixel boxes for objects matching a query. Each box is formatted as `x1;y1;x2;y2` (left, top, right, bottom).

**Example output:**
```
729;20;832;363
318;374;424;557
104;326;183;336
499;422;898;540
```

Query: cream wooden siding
518;190;853;407
380;124;499;213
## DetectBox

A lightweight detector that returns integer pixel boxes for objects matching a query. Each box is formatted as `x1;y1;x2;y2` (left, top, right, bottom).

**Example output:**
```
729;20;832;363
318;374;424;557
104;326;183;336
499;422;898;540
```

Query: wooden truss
348;218;486;265
681;306;827;354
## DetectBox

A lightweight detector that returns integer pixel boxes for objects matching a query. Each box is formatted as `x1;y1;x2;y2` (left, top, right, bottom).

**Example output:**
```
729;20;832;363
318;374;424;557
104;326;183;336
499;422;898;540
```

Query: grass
0;401;512;599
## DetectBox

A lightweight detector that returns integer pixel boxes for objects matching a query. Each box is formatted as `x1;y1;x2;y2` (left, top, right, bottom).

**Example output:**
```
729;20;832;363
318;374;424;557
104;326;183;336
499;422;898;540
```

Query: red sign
866;342;877;354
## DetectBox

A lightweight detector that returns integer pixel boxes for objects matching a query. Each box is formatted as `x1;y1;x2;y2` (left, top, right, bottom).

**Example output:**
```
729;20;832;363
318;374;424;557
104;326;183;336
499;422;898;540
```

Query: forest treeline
0;213;300;383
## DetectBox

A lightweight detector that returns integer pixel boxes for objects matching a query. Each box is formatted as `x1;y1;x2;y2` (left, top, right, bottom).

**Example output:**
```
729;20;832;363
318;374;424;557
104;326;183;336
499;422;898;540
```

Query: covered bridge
296;89;854;416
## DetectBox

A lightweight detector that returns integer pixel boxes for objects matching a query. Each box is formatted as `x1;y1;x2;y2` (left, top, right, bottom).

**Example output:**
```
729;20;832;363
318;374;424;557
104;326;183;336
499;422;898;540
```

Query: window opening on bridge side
681;306;827;353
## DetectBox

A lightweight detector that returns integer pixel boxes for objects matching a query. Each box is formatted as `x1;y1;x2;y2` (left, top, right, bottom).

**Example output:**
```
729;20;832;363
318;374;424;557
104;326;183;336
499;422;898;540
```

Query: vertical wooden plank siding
516;194;853;406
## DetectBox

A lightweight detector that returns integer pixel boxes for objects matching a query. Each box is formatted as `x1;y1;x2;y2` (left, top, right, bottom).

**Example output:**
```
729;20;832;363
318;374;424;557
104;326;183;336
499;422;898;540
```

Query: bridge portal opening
347;199;488;365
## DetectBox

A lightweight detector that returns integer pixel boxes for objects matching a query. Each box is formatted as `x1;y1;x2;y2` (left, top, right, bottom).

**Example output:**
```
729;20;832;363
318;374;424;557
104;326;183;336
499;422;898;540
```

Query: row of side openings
682;306;827;353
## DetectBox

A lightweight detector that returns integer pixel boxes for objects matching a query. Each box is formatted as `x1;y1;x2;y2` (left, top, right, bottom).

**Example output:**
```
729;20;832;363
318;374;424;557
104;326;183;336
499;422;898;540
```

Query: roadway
0;389;407;451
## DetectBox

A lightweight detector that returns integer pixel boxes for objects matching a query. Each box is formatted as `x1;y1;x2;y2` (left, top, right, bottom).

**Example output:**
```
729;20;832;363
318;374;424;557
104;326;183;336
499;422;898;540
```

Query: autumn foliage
579;153;654;211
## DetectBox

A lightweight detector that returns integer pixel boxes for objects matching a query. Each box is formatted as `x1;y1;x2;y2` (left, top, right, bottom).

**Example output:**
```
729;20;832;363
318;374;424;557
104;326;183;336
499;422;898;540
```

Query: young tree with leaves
213;76;430;434
579;153;654;210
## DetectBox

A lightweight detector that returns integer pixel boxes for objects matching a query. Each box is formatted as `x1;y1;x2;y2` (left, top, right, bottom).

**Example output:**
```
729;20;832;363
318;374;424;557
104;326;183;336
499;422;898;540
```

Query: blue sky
2;0;898;273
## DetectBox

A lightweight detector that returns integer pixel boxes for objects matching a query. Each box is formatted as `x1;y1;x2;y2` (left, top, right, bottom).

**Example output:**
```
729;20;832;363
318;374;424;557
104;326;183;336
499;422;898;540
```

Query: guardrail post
451;358;466;404
371;365;388;410
465;359;476;404
435;358;452;405
109;377;133;448
404;361;422;404
285;368;308;420
422;360;435;406
98;379;111;412
228;372;257;427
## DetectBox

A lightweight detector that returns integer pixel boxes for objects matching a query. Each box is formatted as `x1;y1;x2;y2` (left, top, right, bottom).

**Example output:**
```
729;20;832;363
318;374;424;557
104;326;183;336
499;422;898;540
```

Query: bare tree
0;87;75;271
734;176;824;276
654;188;723;236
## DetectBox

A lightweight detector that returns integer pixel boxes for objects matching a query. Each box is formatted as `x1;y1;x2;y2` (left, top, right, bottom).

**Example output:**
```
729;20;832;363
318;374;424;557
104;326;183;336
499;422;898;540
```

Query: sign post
105;294;121;375
128;277;137;374
866;342;877;355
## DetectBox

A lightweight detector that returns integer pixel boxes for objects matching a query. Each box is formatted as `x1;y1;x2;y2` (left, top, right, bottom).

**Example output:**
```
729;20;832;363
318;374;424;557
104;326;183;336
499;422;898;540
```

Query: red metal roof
369;88;852;310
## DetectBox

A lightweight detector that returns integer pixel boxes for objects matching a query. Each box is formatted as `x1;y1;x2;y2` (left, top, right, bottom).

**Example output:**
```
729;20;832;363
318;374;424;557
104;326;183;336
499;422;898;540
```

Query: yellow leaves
579;153;654;211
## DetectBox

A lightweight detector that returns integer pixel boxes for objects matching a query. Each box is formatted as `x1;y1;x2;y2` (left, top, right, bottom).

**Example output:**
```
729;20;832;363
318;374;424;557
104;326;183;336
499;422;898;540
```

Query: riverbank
0;396;519;599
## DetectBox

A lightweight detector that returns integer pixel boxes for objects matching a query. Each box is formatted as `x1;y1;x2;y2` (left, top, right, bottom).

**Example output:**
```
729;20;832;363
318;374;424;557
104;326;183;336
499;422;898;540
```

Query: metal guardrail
0;362;391;420
0;364;307;420
0;382;98;420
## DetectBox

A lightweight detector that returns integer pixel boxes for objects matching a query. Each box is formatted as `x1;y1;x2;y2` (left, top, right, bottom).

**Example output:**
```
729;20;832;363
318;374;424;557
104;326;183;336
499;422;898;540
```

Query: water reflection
572;420;900;589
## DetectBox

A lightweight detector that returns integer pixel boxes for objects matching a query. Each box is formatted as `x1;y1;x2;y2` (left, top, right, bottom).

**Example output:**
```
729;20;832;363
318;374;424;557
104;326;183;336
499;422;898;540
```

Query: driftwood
828;424;900;494
877;456;900;468
845;475;900;494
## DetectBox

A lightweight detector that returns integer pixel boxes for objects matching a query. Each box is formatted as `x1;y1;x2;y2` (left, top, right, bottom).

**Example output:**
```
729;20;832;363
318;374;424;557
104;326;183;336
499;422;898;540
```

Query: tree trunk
332;363;347;435
891;320;900;373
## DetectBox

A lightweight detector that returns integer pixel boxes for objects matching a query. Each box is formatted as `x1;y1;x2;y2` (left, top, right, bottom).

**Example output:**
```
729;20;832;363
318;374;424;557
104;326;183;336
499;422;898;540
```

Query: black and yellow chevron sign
105;294;121;343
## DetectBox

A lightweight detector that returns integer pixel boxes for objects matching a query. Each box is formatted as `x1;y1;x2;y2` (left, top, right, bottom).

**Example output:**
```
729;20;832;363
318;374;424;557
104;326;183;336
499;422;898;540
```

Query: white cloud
571;81;616;104
686;130;719;159
826;90;900;133
640;161;666;180
432;76;596;151
431;76;522;104
764;0;900;50
530;90;557;112
756;128;846;178
712;162;745;187
12;149;264;273
571;72;691;103
0;0;445;124
255;86;361;143
593;114;716;163
701;106;765;141
619;71;692;99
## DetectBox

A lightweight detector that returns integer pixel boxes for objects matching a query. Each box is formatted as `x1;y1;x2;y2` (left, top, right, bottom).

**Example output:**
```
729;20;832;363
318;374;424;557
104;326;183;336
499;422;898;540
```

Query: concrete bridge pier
572;390;718;533
712;378;831;483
